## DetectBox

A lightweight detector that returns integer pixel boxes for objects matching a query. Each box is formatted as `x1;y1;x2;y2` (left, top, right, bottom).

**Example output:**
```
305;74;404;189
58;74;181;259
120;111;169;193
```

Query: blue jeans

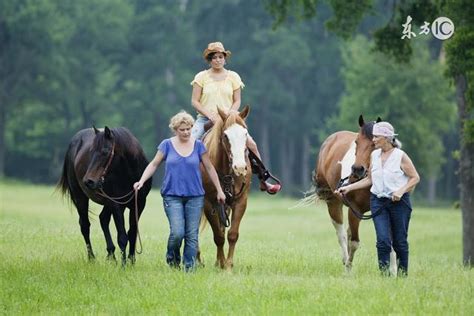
370;193;412;275
162;195;204;271
191;116;209;140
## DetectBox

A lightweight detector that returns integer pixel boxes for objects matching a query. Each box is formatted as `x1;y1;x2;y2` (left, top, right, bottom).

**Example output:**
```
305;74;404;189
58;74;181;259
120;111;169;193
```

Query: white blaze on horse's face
224;123;248;176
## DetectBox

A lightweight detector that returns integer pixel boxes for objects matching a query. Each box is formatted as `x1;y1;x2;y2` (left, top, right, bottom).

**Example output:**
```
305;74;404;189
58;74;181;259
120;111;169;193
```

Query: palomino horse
313;115;381;271
58;127;152;266
201;106;252;270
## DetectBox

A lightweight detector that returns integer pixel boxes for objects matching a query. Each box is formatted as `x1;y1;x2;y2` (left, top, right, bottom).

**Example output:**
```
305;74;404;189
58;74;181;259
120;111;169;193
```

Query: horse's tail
199;210;208;232
56;146;71;200
290;184;319;209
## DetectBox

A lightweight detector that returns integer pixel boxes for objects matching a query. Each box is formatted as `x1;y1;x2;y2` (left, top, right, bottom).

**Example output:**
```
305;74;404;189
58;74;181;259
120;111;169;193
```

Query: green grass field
1;180;472;314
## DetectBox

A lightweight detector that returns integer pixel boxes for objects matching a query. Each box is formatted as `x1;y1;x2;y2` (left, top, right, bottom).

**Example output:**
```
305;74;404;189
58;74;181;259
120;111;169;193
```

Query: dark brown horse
313;115;381;271
57;127;152;266
201;106;252;270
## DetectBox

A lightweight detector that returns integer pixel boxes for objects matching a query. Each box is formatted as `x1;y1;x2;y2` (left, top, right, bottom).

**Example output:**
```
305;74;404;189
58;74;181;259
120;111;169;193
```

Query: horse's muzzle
84;178;103;190
233;164;248;177
351;165;367;180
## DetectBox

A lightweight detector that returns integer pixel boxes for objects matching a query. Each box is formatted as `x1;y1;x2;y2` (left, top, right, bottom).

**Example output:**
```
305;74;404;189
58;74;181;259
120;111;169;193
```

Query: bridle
100;141;116;183
214;128;247;228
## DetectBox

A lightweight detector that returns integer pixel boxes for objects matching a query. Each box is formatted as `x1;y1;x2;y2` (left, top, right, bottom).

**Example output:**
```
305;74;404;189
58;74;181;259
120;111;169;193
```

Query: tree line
1;0;458;203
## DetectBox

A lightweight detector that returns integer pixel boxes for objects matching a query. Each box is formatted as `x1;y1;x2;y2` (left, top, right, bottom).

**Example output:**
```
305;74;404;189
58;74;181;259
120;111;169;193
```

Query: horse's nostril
84;179;95;189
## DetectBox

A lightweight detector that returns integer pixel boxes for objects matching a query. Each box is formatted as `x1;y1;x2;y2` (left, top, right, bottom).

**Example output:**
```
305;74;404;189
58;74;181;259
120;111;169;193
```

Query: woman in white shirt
336;122;420;275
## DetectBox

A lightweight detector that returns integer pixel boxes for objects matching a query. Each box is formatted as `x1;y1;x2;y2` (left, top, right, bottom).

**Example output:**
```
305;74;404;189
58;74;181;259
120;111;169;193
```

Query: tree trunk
279;140;289;194
259;117;271;169
287;140;295;194
0;100;5;178
456;74;474;266
427;176;437;205
301;135;311;190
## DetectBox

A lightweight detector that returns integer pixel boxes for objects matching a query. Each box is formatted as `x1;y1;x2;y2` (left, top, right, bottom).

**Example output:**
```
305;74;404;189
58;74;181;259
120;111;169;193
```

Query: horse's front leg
100;206;116;261
327;199;349;268
347;209;361;270
225;198;247;271
204;199;226;268
111;205;128;267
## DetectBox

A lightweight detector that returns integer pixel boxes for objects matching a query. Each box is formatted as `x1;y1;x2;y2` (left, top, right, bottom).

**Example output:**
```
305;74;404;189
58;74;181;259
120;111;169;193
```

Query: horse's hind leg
99;206;116;261
76;195;95;260
68;181;95;261
111;205;128;267
225;200;247;271
327;199;349;267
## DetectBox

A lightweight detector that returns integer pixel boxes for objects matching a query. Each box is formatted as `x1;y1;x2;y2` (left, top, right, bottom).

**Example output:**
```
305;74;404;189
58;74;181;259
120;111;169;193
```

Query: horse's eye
102;148;109;155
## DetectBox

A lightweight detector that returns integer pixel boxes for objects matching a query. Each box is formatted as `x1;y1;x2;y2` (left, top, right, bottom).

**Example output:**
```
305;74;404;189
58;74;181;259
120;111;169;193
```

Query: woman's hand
209;112;219;124
335;185;351;197
217;190;226;204
133;181;143;191
392;189;404;202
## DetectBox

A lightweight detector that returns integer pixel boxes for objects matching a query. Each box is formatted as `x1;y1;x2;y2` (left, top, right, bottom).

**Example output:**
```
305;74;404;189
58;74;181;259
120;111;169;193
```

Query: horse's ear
376;117;382;123
104;126;112;139
93;126;99;135
217;106;227;121
359;115;364;127
239;105;250;120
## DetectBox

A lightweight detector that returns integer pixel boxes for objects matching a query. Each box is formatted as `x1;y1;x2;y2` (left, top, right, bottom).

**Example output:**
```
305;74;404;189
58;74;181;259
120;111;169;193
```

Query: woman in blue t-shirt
134;111;225;271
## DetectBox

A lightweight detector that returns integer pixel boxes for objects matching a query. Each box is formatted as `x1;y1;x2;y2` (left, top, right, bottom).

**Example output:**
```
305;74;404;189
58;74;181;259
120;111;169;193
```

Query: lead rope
98;188;143;254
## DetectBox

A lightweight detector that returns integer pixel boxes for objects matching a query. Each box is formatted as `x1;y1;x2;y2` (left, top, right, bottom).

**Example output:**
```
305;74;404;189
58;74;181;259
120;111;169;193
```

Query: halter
100;142;116;183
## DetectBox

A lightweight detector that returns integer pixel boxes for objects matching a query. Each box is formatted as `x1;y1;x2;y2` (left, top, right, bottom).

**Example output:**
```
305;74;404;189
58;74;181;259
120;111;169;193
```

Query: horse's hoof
106;253;117;262
345;263;353;273
128;255;136;265
120;252;127;268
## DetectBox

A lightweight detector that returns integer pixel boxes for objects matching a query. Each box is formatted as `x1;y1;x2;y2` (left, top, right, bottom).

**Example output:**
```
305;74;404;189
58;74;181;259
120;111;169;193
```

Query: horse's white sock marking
331;219;349;264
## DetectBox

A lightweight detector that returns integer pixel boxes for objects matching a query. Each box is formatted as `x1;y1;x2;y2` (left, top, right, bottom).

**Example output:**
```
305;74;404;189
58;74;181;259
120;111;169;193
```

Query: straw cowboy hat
203;42;232;59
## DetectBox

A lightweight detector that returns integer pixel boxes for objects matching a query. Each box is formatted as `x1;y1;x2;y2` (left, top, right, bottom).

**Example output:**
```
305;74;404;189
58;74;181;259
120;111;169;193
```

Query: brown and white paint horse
313;115;396;272
200;106;252;270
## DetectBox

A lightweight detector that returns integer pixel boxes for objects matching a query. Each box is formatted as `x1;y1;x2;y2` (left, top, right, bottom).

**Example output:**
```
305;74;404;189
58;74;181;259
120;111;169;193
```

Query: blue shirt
158;138;207;197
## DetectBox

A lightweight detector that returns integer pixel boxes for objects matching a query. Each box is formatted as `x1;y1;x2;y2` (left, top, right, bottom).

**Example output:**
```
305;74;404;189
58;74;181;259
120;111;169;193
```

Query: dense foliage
0;0;458;201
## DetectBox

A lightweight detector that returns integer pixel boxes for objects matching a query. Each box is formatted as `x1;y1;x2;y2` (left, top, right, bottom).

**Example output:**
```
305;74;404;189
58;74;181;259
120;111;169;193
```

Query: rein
336;176;389;220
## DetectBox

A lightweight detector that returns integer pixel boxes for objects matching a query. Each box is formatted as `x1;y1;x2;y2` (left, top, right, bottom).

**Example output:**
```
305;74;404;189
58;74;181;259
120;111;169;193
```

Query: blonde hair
169;111;194;131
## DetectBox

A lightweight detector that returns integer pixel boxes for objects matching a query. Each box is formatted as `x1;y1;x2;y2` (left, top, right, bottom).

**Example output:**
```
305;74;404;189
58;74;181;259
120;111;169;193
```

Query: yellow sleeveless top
191;69;244;117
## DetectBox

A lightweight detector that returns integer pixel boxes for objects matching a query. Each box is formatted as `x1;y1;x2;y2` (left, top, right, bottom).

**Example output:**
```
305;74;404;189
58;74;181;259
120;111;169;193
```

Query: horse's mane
93;127;144;158
204;112;247;162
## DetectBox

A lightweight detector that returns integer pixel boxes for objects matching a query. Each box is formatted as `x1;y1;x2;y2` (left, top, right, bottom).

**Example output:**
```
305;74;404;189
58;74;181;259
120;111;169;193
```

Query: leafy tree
336;36;456;198
0;0;68;178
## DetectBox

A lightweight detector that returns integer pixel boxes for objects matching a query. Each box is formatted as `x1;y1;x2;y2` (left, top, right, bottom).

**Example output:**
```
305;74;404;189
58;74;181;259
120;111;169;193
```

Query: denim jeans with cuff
162;195;204;272
370;193;412;275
